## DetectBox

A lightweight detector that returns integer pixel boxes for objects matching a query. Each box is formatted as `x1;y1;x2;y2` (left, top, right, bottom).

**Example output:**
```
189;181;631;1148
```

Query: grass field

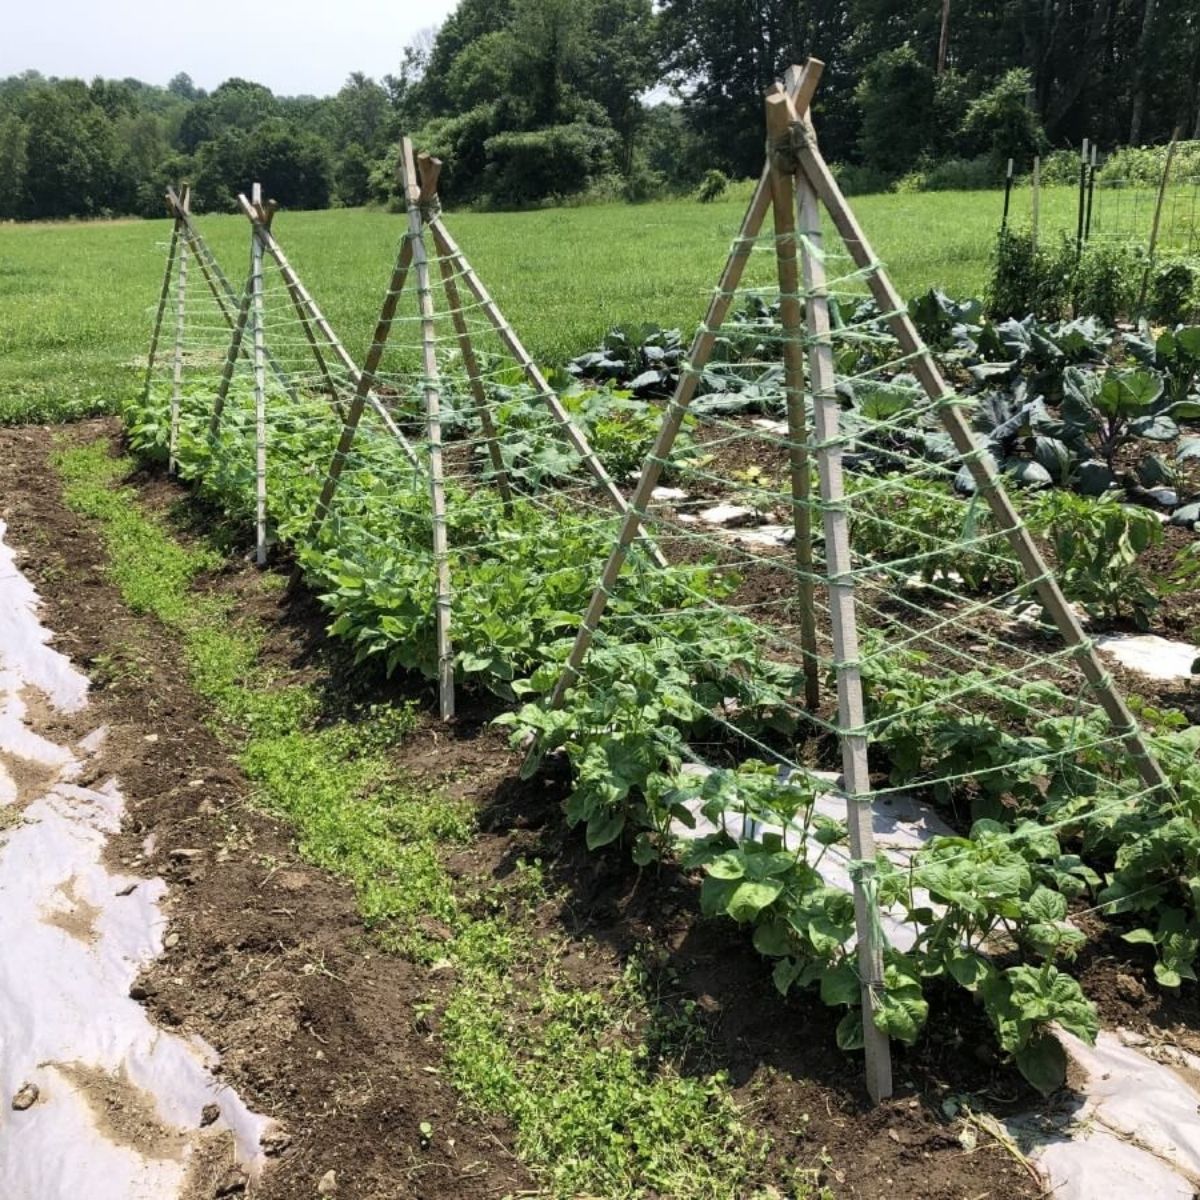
0;181;1134;424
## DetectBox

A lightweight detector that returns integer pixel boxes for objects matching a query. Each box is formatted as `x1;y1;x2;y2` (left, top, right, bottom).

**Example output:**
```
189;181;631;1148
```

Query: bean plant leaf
835;1008;865;1051
585;810;625;850
1014;1032;1068;1096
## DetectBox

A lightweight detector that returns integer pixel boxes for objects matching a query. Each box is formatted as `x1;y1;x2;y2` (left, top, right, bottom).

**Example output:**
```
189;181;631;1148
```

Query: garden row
124;286;1200;1095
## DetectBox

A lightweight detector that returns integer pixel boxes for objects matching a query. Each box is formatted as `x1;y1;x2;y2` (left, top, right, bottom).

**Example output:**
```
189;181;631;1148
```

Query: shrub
919;155;1001;191
696;169;729;203
1146;258;1200;324
1071;241;1142;323
831;162;893;196
483;123;620;208
987;231;1143;322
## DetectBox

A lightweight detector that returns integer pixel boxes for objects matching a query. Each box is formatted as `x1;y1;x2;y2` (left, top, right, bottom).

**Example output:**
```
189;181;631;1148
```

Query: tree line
1;0;1198;221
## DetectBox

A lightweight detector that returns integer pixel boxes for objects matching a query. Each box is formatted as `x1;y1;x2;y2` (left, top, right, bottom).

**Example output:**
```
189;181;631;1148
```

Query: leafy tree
21;84;119;217
855;43;937;177
958;68;1046;166
334;72;392;153
0;112;27;218
167;72;200;102
335;142;372;206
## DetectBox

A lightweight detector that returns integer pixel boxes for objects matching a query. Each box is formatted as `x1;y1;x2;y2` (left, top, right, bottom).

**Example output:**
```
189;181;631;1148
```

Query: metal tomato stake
1000;157;1014;233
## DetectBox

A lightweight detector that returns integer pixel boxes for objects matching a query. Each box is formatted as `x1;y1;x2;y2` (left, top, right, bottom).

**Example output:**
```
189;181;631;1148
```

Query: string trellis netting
133;85;1192;1109
136;143;666;726
525;58;1178;1103
301;140;662;720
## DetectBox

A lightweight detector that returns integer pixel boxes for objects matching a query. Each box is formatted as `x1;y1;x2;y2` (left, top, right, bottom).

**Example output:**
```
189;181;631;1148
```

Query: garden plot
0;520;270;1199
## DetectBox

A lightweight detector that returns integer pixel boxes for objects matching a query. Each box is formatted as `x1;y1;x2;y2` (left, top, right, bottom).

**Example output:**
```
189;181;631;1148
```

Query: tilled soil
0;418;1049;1199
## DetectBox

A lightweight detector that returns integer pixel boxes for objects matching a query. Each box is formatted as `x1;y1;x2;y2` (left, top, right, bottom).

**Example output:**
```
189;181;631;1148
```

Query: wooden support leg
251;188;268;567
209;268;253;443
791;122;1171;800
766;89;821;712
143;220;180;407
169;196;190;475
400;139;455;719
429;223;513;510
796;168;893;1105
546;60;825;710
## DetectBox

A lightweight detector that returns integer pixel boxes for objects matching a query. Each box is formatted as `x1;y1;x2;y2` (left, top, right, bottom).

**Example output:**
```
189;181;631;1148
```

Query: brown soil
52;1061;189;1161
0;418;1045;1199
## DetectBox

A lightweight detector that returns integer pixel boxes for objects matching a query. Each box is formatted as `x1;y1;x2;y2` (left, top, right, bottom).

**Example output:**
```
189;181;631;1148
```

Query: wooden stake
1139;128;1181;309
790;121;1171;799
545;59;825;711
765;89;821;712
401;139;455;719
1031;156;1041;247
430;221;514;509
209;268;253;443
427;214;668;567
251;184;268;566
169;185;190;474
1001;157;1014;233
796;166;892;1105
143;217;180;407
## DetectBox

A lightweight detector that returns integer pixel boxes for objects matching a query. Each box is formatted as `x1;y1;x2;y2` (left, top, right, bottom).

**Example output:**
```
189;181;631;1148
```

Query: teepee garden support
786;114;1171;800
546;57;1175;1104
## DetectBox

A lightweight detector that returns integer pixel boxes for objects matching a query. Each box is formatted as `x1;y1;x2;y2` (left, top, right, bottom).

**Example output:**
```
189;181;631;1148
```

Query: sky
2;0;461;96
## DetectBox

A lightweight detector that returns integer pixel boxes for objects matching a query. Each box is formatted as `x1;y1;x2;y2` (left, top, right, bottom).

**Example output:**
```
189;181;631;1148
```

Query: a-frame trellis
543;58;1171;1103
297;137;663;721
144;184;303;478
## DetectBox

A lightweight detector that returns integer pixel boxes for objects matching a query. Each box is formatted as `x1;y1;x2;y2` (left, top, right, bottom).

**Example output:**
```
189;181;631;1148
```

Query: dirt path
0;420;1051;1199
0;423;531;1199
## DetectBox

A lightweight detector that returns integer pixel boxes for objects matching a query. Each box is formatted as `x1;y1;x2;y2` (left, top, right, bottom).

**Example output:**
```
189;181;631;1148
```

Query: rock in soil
200;1102;220;1127
11;1083;38;1111
317;1169;337;1195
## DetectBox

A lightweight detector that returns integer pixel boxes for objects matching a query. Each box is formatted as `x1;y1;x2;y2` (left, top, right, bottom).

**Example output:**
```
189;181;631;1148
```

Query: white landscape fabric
0;519;270;1199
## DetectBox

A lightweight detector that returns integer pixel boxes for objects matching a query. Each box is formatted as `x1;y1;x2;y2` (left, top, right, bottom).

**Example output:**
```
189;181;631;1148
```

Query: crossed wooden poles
543;57;1172;1104
293;137;664;722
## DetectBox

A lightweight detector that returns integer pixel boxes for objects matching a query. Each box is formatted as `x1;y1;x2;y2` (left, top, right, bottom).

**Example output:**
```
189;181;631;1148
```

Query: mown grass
1;183;1106;425
52;436;816;1199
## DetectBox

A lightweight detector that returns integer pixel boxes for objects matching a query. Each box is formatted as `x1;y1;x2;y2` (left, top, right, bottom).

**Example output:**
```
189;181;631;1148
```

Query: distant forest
2;0;1199;220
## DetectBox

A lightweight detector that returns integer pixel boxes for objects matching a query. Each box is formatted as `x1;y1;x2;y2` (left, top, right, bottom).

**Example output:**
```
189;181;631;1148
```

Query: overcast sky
3;0;461;96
